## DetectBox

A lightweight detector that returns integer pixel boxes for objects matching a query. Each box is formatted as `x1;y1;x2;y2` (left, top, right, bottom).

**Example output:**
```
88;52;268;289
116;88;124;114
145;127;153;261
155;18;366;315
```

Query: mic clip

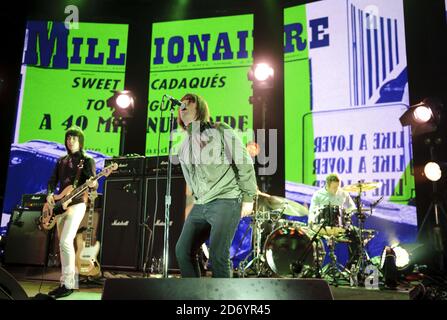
164;94;186;110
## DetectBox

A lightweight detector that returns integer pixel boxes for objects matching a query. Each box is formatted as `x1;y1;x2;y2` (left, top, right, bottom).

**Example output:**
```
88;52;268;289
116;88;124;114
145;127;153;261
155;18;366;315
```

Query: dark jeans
175;198;241;278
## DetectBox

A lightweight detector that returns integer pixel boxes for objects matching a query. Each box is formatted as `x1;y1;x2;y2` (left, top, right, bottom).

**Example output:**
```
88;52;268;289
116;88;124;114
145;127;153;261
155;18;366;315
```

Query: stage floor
18;280;411;300
6;266;412;300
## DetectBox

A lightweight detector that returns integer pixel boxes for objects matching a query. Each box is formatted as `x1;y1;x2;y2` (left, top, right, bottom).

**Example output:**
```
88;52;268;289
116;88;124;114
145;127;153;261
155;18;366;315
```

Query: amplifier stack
101;156;185;271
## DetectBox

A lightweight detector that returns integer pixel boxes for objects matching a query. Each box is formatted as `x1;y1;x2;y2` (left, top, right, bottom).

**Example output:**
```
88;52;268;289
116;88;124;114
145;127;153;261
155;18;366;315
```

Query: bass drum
264;225;325;278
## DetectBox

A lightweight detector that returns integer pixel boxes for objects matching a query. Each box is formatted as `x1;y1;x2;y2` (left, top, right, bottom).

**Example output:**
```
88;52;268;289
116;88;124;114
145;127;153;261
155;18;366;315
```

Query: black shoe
48;285;74;299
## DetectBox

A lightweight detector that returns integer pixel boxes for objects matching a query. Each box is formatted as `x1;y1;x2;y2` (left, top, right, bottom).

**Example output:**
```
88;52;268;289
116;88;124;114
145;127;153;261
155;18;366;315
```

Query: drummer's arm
345;193;356;212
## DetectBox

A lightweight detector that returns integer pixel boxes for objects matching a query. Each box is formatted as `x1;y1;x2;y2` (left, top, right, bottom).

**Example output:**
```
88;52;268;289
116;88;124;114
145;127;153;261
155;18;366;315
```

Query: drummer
308;174;356;227
309;173;361;269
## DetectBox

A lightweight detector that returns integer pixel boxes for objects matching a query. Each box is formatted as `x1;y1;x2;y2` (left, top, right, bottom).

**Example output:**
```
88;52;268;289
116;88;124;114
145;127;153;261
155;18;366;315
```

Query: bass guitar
39;162;117;230
75;190;101;278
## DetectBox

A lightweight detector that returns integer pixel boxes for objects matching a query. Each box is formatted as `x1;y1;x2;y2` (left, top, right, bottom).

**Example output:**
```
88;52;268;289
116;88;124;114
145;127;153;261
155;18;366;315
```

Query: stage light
248;63;274;89
116;93;133;109
399;97;443;136
393;246;410;269
424;162;442;182
413;106;433;123
380;245;411;270
107;90;135;118
253;63;274;81
380;245;409;288
379;243;425;288
380;246;399;288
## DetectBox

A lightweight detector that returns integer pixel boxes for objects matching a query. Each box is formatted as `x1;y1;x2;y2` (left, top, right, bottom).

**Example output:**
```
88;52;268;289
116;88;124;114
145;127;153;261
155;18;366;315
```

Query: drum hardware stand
238;204;283;278
238;214;270;278
321;234;350;286
291;220;327;278
350;192;376;286
238;193;288;278
234;217;255;277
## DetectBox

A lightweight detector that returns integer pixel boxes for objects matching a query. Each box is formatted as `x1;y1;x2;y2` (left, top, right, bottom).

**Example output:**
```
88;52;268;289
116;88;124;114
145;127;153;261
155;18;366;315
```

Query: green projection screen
284;0;417;259
17;21;128;155
2;21;128;215
146;14;254;156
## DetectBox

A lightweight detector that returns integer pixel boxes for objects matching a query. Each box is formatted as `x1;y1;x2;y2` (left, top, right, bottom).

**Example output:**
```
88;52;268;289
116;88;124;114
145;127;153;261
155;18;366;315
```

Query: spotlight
107;90;135;118
380;245;411;270
379;243;426;288
392;246;411;269
413;106;433;123
116;93;133;109
424;162;442;182
399;97;443;136
248;63;274;89
253;63;274;81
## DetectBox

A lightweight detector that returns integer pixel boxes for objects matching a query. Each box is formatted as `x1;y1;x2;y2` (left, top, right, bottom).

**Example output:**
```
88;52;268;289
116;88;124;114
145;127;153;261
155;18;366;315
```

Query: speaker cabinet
102;278;334;300
143;176;186;271
4;209;50;266
100;178;145;270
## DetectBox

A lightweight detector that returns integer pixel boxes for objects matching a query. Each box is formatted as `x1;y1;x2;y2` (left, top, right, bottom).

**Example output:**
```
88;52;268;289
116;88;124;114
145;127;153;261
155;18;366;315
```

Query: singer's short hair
325;173;340;186
177;93;211;130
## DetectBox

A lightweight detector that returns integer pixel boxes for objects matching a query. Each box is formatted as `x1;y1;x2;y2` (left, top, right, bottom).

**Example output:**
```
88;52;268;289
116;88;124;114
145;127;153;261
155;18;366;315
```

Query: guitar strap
73;159;85;188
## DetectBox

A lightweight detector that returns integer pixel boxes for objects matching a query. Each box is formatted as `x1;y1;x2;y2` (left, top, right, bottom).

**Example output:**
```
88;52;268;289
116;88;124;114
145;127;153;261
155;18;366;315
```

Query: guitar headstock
103;162;118;177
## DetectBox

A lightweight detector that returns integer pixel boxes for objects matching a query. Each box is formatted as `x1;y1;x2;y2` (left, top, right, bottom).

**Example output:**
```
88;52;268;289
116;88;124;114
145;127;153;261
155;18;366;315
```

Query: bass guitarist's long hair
64;126;85;154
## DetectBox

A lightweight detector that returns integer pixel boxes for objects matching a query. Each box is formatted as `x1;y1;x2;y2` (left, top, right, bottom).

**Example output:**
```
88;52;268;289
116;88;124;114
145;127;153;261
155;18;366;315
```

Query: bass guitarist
46;126;97;298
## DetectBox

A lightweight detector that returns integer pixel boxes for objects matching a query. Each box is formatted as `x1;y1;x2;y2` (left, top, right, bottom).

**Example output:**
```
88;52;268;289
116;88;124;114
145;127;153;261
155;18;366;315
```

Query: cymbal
342;181;382;193
257;194;309;217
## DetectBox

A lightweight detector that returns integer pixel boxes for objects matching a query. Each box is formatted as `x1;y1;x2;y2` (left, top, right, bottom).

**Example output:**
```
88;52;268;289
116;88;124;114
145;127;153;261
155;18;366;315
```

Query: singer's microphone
164;94;186;110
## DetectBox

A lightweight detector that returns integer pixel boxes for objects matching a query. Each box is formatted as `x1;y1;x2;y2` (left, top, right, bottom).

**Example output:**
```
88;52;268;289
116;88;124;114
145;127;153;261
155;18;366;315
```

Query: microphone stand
141;218;153;277
161;100;176;278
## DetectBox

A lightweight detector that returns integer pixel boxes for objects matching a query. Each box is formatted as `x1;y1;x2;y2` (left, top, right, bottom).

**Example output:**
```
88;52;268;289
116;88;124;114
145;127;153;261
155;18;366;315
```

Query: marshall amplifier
105;156;145;177
145;156;183;177
4;208;50;266
143;175;186;271
100;177;145;270
21;194;47;210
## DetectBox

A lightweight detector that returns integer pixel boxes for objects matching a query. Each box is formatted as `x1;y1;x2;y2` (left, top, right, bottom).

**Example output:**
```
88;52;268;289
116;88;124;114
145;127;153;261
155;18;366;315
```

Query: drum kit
238;181;382;286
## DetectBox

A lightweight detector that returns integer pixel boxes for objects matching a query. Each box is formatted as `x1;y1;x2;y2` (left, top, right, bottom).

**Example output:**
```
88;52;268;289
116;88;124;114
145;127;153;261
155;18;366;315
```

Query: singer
309;173;361;269
175;93;257;278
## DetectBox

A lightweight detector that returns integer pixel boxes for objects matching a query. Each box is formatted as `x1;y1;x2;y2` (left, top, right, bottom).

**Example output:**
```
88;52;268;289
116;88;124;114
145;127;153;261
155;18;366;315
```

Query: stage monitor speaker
100;177;145;270
143;176;186;271
3;209;50;266
0;267;28;300
102;278;334;300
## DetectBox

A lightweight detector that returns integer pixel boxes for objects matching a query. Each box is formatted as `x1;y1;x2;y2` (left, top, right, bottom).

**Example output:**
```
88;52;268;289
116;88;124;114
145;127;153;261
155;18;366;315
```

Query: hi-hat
257;192;308;217
342;181;382;193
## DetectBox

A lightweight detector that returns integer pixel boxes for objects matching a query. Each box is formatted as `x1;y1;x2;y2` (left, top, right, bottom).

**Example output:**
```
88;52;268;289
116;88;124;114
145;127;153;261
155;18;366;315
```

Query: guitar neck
85;194;97;248
60;171;106;204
